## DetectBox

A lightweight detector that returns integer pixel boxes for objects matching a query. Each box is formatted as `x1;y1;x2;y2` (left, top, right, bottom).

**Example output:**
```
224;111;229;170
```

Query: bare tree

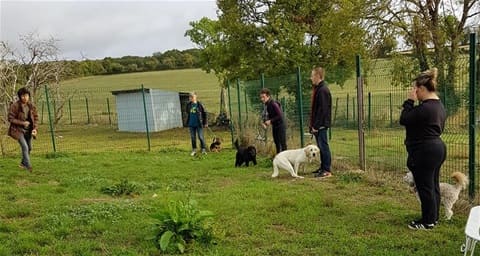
0;32;73;153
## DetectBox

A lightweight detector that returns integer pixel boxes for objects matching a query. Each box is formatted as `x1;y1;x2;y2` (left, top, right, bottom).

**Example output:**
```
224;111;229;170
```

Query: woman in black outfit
400;68;446;230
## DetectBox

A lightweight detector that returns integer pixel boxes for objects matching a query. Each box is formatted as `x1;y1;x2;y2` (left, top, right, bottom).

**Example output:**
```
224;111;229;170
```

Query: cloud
0;0;218;60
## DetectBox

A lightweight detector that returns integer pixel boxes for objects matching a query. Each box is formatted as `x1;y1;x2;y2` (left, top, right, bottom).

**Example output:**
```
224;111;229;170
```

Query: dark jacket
310;80;332;130
264;99;285;127
8;100;38;140
185;101;207;127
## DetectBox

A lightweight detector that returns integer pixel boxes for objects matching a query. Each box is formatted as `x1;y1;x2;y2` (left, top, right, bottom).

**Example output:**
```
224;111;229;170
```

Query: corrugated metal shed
111;88;183;132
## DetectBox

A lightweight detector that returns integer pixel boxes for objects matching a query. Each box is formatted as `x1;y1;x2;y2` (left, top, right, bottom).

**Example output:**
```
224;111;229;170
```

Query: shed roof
111;88;151;95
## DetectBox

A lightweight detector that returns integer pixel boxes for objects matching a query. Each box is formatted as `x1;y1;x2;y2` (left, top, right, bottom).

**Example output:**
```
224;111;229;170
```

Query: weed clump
100;179;141;196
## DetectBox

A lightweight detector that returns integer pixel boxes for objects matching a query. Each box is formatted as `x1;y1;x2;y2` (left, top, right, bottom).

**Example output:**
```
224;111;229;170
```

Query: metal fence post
236;79;242;134
244;88;248;122
68;98;72;125
40;101;44;125
85;97;90;124
346;93;349;127
389;93;393;128
227;80;234;147
141;84;151;151
107;98;112;125
296;67;305;147
368;92;371;130
261;73;265;88
356;55;366;171
468;32;477;199
44;85;56;153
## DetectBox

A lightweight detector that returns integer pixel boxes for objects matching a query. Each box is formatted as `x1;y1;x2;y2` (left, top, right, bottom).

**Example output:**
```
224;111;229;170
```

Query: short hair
312;67;325;80
413;68;438;92
259;88;271;96
189;91;197;97
17;87;31;99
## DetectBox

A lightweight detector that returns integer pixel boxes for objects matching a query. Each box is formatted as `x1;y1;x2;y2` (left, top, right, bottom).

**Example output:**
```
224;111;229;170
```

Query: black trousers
406;139;446;224
272;124;287;154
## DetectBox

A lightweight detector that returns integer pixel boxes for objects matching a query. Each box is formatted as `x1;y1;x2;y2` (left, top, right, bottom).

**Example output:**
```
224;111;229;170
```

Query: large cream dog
403;171;468;220
272;145;320;178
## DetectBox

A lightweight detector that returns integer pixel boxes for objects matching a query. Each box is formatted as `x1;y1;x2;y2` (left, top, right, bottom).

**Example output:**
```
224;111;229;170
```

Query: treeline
64;49;202;78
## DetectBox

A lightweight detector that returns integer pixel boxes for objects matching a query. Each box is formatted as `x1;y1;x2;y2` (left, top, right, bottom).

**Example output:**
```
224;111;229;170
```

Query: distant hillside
60;68;222;112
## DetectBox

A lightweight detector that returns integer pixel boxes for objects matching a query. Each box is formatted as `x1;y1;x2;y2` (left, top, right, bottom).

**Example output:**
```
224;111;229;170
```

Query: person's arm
7;103;25;126
313;88;329;130
399;100;424;126
200;103;208;127
32;104;39;131
400;87;422;126
185;103;190;126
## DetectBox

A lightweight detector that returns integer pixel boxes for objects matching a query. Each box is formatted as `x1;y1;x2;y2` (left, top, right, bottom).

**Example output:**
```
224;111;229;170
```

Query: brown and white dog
209;137;222;152
403;171;468;220
272;145;320;178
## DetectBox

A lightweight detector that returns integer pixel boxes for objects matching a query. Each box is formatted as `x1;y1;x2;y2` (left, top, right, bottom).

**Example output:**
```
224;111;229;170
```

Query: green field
60;69;222;110
1;67;477;255
0;150;471;255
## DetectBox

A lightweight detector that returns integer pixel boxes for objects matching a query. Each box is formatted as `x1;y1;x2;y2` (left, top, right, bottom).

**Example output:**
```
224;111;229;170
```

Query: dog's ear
304;147;309;155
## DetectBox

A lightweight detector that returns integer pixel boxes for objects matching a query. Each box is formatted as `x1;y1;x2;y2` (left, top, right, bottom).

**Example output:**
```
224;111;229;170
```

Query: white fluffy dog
403;171;468;220
272;145;320;178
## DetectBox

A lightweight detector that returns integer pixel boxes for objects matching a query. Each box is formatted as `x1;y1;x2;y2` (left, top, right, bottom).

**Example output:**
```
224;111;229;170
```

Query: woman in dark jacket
8;87;38;172
400;68;446;230
185;92;208;156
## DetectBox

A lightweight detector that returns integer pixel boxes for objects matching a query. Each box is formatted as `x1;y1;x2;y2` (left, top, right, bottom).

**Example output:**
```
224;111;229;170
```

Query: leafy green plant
149;199;215;254
100;179;141;196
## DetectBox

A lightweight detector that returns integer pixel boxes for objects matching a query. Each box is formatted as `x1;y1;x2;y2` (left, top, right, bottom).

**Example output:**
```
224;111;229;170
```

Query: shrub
100;179;140;196
149;199;215;254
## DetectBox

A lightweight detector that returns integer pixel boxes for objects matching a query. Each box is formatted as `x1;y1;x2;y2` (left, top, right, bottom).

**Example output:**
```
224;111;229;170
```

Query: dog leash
206;126;217;140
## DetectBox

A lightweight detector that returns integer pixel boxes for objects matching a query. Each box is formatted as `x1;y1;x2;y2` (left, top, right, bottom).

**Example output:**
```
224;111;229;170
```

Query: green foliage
150;199;215;254
100;179;141;197
187;0;368;87
389;53;418;88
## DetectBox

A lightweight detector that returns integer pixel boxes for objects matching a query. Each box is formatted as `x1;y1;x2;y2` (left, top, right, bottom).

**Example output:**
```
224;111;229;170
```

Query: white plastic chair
461;206;480;256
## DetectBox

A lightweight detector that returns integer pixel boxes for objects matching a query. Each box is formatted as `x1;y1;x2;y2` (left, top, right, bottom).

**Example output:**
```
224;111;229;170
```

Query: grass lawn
0;148;470;255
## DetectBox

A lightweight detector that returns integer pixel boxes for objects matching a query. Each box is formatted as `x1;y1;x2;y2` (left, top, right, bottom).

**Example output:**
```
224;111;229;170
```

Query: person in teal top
185;92;208;156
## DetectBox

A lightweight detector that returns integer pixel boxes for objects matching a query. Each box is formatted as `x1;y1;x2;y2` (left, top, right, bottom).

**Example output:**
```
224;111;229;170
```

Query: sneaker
410;219;438;225
190;150;196;156
314;170;332;178
408;221;434;230
312;168;322;174
19;164;32;172
201;149;207;155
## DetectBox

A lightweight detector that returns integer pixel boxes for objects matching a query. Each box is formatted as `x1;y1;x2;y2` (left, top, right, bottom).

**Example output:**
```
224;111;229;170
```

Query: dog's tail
451;172;468;190
234;139;239;150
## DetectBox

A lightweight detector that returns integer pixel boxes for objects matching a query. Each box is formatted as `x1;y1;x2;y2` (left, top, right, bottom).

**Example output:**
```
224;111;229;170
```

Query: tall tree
368;0;480;112
187;0;370;89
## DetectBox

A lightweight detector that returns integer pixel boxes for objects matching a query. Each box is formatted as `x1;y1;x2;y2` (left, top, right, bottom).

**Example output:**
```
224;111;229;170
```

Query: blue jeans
189;126;206;150
18;133;32;168
314;128;331;172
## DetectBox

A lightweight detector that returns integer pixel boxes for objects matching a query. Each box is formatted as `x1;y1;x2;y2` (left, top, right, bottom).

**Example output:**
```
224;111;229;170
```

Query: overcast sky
0;0;218;60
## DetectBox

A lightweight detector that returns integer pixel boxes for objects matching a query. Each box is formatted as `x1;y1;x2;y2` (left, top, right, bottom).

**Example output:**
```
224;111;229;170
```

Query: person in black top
260;88;287;154
309;67;332;178
400;68;446;230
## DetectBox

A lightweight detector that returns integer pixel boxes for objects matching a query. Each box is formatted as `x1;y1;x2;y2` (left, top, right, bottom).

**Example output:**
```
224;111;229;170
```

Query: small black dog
209;137;222;152
234;139;257;167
